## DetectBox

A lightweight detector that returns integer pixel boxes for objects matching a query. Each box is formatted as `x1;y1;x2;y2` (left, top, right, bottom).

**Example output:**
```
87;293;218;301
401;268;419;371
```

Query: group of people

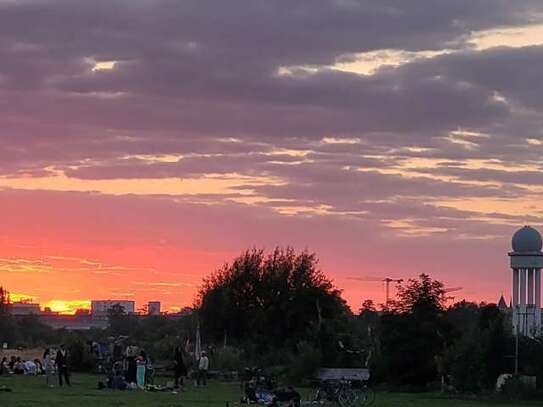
1;343;304;405
0;356;44;375
243;381;301;407
102;344;209;392
174;347;209;390
1;341;213;394
0;344;71;387
104;345;152;390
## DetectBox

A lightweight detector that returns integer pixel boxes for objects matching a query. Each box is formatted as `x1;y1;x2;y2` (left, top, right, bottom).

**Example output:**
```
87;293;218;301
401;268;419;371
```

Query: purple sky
1;0;543;312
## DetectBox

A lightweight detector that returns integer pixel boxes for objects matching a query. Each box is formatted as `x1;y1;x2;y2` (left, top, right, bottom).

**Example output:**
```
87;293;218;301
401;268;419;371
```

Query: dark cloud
1;0;539;68
391;46;543;110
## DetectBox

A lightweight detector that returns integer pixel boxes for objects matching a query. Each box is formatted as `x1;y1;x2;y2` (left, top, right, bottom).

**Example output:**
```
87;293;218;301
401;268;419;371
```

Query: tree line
196;248;543;393
3;248;543;395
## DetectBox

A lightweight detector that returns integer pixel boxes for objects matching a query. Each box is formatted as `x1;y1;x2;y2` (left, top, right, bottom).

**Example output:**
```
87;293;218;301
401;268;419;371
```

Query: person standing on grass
125;345;138;385
174;346;187;390
43;349;55;387
56;344;71;387
136;356;146;389
136;350;147;389
197;350;209;386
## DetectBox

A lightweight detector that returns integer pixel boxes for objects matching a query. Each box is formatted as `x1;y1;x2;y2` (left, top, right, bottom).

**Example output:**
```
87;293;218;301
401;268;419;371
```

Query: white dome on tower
512;226;542;253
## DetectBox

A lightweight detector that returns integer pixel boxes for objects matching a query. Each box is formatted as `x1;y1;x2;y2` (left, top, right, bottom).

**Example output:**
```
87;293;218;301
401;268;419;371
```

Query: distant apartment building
9;302;41;316
148;301;161;315
91;300;135;317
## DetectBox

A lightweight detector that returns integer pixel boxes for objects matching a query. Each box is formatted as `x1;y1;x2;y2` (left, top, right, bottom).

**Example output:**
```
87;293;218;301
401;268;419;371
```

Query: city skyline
2;1;543;313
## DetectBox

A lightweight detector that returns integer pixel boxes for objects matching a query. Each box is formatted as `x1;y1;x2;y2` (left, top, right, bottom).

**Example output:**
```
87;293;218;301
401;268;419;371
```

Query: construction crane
347;276;404;307
443;286;463;302
349;275;463;307
383;278;403;307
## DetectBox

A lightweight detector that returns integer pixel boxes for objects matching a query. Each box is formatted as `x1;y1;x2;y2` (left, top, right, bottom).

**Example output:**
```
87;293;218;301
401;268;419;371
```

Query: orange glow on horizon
43;300;91;315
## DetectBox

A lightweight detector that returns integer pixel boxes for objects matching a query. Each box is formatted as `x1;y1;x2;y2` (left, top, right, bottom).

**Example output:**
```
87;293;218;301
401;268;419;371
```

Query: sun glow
43;300;91;315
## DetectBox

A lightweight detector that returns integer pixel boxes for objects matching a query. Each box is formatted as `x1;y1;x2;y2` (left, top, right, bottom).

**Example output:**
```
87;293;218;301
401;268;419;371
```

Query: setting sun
43;300;91;315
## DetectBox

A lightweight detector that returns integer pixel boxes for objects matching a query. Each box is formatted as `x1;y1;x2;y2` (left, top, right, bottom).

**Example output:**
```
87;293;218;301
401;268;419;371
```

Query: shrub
64;335;95;371
500;375;539;400
213;346;242;371
287;341;321;384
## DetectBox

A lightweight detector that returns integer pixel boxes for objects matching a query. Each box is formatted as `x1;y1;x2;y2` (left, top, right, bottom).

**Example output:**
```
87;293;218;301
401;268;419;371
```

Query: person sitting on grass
271;386;301;407
0;357;8;375
108;360;127;390
34;359;45;375
8;356;16;372
23;359;37;375
13;357;25;374
242;377;258;403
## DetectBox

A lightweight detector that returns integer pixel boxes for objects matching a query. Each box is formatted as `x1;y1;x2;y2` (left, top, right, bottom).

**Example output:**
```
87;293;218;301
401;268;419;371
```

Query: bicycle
312;378;374;406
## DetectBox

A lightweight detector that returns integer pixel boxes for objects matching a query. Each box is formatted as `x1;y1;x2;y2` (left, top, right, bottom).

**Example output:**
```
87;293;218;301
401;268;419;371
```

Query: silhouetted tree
479;304;508;387
359;299;377;314
377;274;451;389
0;286;9;315
0;286;17;346
392;273;447;317
355;299;379;356
17;314;55;347
446;303;509;391
197;247;350;361
445;300;481;336
108;304;139;336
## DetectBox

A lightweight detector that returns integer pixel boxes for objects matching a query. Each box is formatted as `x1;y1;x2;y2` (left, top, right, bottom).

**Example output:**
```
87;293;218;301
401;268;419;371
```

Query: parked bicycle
312;378;374;406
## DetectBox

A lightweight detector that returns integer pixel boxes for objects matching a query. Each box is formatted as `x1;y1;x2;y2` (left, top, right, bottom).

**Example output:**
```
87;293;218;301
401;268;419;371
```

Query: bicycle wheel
353;387;375;406
310;388;325;405
338;389;358;407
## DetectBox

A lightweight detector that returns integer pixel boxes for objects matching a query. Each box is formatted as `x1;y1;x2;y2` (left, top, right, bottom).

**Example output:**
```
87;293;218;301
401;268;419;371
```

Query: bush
447;331;484;392
145;336;179;362
287;341;321;384
500;375;540;400
64;334;95;372
213;346;242;371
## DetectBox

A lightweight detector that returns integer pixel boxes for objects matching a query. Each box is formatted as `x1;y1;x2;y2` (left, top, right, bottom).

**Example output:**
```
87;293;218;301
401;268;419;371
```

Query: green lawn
0;373;541;407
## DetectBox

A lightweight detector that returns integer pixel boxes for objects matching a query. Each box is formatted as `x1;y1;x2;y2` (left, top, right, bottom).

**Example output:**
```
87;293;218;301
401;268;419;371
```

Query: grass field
0;373;541;407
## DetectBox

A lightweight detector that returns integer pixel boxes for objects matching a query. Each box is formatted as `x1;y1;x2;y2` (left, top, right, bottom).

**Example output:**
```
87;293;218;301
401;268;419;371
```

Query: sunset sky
2;1;543;313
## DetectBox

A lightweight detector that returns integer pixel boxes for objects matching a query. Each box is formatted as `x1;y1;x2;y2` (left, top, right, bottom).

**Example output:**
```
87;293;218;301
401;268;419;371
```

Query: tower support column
536;269;542;334
513;268;520;334
528;269;535;305
513;268;519;307
520;268;527;335
520;268;527;307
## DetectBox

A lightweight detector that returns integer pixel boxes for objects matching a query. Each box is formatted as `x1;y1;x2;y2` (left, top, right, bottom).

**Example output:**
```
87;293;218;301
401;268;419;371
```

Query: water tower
509;226;543;337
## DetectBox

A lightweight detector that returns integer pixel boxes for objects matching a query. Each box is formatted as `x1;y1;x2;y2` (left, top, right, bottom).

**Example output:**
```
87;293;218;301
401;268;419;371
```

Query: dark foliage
196;247;351;365
446;304;510;392
0;286;8;315
374;274;451;389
